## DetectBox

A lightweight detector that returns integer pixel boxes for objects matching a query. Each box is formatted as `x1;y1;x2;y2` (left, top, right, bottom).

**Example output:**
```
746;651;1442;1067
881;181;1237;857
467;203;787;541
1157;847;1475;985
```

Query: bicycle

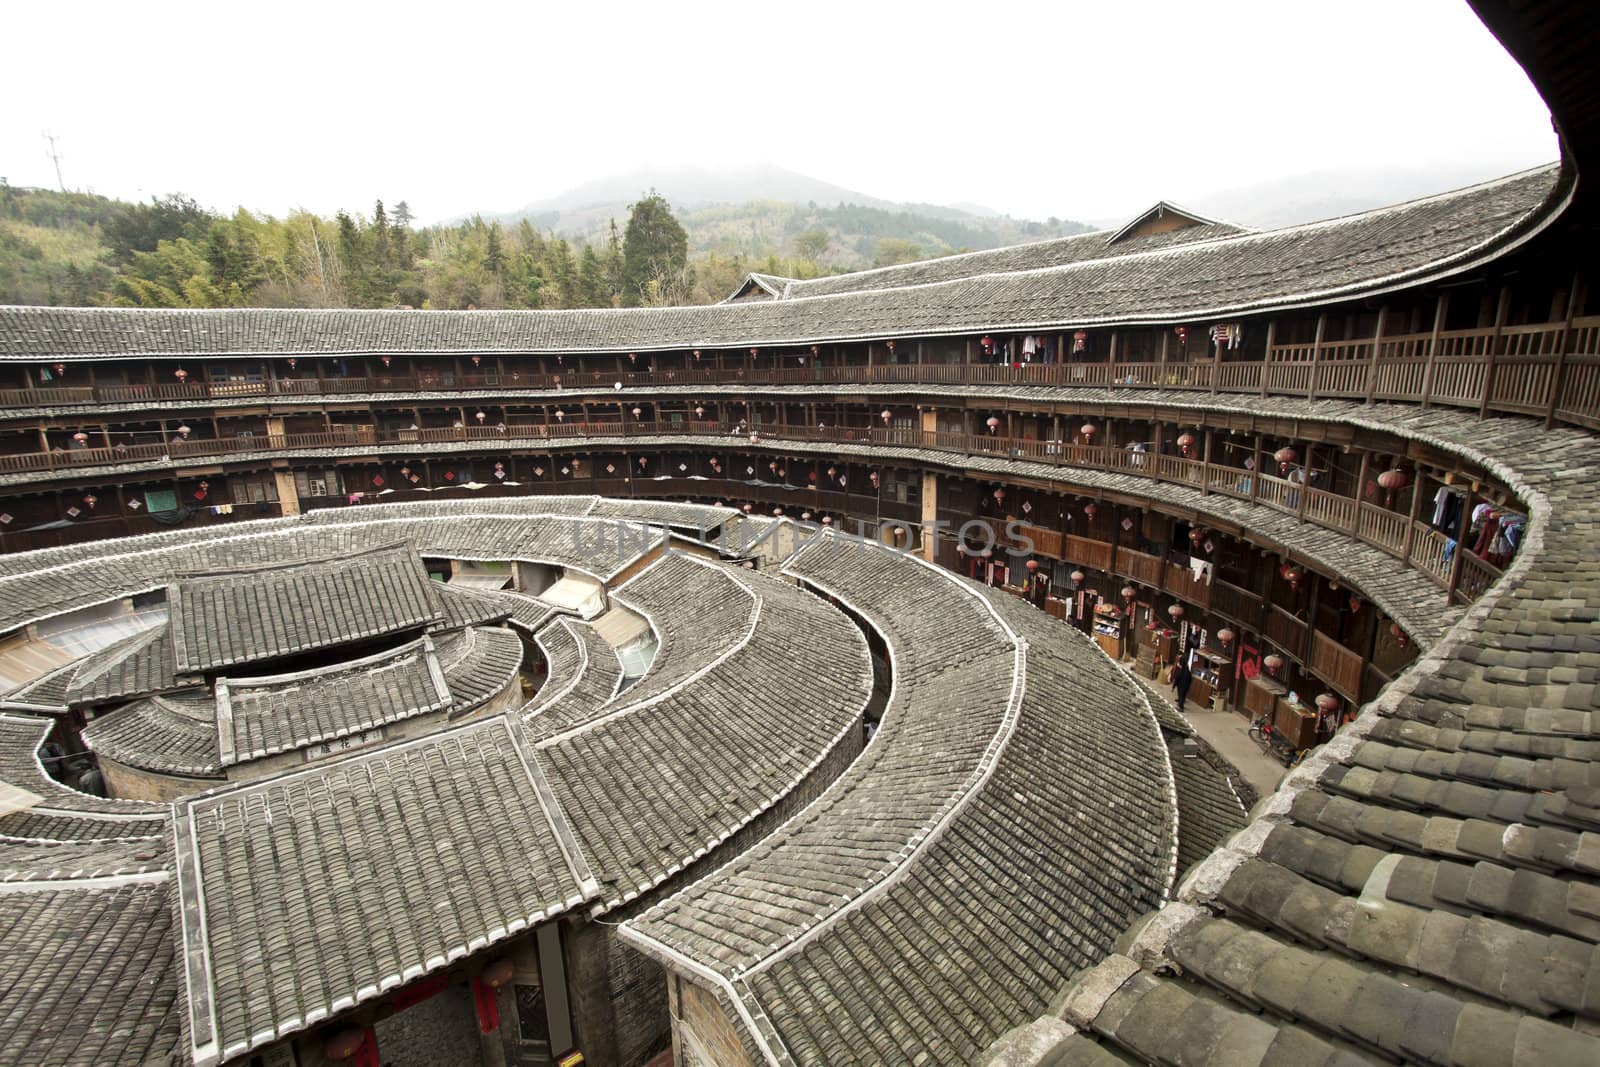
1248;714;1304;767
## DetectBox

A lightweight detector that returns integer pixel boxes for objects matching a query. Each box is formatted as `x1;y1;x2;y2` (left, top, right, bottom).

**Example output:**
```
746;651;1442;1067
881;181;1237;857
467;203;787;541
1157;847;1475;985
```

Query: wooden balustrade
5;315;1600;433
1452;552;1503;605
1407;524;1454;587
1065;535;1114;572
1114;546;1163;588
1356;502;1410;553
1310;631;1363;700
1209;580;1262;625
1263;605;1308;660
1163;561;1212;607
0;398;1523;611
1304;486;1357;531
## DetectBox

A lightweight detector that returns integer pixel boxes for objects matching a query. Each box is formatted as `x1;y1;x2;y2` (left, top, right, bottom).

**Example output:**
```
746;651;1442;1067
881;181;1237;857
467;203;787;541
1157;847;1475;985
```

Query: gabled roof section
720;271;794;304
168;543;442;674
1105;200;1229;245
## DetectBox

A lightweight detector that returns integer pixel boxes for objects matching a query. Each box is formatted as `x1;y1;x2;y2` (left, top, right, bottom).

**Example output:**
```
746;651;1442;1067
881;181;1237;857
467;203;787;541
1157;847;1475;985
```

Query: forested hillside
0;182;1088;310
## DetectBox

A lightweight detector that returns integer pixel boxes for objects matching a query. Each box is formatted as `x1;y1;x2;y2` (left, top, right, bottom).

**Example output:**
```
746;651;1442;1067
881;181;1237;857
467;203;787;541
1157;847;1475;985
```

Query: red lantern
1174;325;1189;346
1176;432;1196;456
1084;503;1099;520
1189;528;1204;544
880;409;892;424
986;416;1000;433
993;488;1005;502
695;405;705;419
886;340;896;352
1376;468;1408;491
632;406;642;418
72;432;89;443
1390;622;1408;648
1280;563;1304;587
1216;628;1236;645
82;494;97;508
286;357;298;369
381;355;392;367
870;471;881;488
554;409;565;422
174;368;189;383
1080;422;1096;440
1263;653;1284;674
475;410;486;422
472;354;482;366
750;347;759;357
52;362;66;376
1315;693;1340;713
1121;585;1136;600
323;1026;371;1061
1274;446;1298;467
1167;603;1184;619
1025;559;1039;572
482;959;515;988
810;344;820;355
1070;569;1086;584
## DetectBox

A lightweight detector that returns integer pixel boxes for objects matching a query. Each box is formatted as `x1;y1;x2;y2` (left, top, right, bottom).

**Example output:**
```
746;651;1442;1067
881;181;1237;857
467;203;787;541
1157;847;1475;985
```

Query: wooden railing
1114;547;1163;588
8;314;1600;430
1210;580;1262;626
1311;631;1364;700
0;417;1514;607
1263;605;1309;661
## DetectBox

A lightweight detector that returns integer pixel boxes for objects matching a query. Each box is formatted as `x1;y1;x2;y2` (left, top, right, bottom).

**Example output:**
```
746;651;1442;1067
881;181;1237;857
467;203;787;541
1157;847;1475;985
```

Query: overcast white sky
1;0;1558;225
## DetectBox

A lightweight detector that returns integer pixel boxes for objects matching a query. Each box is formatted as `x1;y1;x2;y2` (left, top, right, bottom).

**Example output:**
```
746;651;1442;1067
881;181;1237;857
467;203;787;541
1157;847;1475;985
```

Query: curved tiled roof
621;534;1177;1064
532;554;872;910
81;693;223;778
779;216;1244;300
214;636;453;766
0;165;1564;359
522;618;626;735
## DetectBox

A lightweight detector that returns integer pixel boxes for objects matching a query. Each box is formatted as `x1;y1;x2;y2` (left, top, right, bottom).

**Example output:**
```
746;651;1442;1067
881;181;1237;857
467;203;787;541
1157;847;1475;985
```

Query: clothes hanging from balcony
1432;486;1467;532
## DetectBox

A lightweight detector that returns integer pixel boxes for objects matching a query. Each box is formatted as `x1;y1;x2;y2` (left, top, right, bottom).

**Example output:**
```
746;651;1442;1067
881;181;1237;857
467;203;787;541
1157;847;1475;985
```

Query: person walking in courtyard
1171;658;1193;713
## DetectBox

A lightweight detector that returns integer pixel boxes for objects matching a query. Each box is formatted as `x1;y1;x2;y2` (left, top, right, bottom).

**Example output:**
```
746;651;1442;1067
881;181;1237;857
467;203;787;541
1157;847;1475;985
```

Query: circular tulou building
3;4;1600;1066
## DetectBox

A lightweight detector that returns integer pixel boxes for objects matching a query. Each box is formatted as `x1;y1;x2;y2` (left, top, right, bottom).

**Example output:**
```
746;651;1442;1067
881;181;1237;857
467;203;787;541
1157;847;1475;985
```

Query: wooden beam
1478;285;1512;419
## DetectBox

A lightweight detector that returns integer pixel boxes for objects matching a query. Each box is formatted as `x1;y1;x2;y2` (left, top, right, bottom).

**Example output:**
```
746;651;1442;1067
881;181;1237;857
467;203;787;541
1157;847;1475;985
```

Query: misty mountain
468;165;1090;271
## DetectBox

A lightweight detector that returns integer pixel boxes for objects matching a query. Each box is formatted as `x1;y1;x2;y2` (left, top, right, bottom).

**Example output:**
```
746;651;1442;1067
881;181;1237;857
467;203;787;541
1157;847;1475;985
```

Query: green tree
872;237;922;268
603;219;624;305
620;191;688;307
485;223;506;278
577;245;607;306
793;228;830;261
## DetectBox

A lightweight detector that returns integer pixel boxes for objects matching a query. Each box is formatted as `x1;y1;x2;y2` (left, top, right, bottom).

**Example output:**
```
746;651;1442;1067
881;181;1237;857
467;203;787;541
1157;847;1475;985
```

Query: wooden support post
1354;450;1370;535
1478;285;1512;419
1400;463;1426;567
1201;428;1213;496
1306;312;1327;400
1250;433;1263;502
1259;321;1276;397
1297;445;1313;523
1210;327;1222;395
1545;272;1583;429
1420;291;1448;408
1108;332;1119;384
1445;485;1473;603
1364;305;1387;404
